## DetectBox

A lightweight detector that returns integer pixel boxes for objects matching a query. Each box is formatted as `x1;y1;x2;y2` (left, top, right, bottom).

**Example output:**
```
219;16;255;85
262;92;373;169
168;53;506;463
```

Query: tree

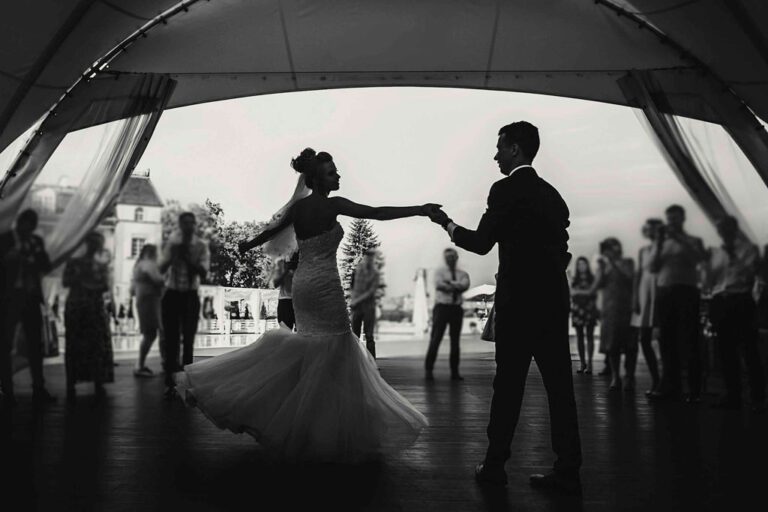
161;199;270;288
339;219;386;303
217;219;271;289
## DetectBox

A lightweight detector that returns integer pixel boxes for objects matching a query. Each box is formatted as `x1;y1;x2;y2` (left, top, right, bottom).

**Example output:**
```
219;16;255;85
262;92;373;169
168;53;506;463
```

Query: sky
6;87;768;296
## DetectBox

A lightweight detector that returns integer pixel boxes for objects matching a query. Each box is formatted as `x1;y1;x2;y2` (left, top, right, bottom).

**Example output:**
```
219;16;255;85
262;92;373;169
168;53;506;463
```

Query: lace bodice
291;222;350;336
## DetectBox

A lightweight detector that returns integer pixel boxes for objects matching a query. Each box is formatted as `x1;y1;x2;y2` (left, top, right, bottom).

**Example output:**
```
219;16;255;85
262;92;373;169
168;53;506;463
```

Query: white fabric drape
0;73;176;264
45;112;152;264
620;70;768;244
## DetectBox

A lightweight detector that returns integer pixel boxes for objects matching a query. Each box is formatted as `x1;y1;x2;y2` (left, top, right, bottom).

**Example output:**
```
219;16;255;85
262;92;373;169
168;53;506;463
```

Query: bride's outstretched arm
331;197;441;221
239;208;295;253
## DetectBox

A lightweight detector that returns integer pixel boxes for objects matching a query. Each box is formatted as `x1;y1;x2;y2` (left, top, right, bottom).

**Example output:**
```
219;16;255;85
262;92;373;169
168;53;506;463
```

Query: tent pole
598;0;768;190
0;0;98;143
595;0;766;126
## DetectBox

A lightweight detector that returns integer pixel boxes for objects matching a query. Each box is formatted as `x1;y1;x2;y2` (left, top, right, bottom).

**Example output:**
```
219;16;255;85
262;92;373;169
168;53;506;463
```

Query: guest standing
131;244;164;377
590;239;635;391
159;212;210;399
272;253;298;330
648;205;706;403
631;219;662;395
350;249;381;358
0;209;56;406
425;248;470;381
570;257;598;374
704;216;766;412
63;232;114;401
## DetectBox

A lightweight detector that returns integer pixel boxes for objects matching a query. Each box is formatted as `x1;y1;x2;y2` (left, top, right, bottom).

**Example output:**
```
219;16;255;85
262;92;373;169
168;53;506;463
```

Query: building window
131;238;146;258
134;207;144;221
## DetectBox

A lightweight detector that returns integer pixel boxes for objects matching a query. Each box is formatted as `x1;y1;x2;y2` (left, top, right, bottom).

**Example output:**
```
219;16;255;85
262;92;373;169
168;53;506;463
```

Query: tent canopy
3;0;768;153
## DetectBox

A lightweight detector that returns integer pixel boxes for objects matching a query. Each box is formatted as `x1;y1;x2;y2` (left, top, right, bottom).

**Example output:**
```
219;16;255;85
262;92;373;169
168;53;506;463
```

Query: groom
429;121;582;493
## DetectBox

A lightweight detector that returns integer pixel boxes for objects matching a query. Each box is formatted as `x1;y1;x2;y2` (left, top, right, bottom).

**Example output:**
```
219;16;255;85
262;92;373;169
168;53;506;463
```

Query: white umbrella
464;284;496;301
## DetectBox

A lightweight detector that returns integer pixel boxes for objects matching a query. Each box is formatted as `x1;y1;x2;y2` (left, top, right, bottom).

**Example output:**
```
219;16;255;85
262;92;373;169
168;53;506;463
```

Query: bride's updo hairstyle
291;148;334;190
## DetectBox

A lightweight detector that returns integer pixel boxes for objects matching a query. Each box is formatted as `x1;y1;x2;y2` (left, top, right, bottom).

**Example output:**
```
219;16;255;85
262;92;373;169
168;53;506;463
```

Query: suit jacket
0;230;51;299
452;167;571;314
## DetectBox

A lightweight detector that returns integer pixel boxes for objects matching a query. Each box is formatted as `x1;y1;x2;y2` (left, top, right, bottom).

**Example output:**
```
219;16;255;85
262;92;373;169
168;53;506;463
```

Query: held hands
420;203;443;217
421;203;450;227
238;240;250;255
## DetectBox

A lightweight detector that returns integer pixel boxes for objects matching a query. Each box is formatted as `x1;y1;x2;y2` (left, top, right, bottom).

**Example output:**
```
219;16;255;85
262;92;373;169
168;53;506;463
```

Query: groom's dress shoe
474;463;507;487
530;472;582;496
425;371;435;382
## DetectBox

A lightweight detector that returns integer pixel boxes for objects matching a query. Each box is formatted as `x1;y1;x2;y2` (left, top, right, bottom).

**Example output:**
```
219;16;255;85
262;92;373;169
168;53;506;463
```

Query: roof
2;0;768;153
116;176;163;207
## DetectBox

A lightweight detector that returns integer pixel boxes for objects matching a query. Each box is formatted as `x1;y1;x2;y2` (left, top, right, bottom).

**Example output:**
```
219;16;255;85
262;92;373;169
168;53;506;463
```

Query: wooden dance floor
2;347;767;512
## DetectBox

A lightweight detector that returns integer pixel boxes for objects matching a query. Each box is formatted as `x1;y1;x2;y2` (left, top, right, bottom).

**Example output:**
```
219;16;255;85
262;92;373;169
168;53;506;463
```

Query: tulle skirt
175;326;427;463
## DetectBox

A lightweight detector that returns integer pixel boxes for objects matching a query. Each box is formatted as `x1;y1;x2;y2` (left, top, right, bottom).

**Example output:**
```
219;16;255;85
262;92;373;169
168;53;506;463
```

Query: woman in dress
570;257;598;374
630;219;662;396
586;238;635;391
175;149;433;463
131;244;165;377
63;232;115;400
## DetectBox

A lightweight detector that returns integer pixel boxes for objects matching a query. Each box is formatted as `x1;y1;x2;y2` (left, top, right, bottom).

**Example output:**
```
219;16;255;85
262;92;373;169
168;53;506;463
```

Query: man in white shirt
350;249;380;358
425;248;470;381
648;204;707;403
704;216;765;412
159;212;210;399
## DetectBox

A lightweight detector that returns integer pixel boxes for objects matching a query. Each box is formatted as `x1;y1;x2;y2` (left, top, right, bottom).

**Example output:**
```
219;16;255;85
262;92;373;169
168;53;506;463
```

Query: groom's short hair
498;121;540;160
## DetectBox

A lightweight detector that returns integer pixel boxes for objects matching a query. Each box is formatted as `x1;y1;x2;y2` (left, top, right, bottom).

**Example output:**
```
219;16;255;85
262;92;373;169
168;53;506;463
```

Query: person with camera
648;205;706;403
159;212;210;400
0;209;56;406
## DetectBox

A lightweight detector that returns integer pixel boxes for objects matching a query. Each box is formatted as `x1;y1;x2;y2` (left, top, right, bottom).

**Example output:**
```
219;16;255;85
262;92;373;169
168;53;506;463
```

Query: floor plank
2;342;766;511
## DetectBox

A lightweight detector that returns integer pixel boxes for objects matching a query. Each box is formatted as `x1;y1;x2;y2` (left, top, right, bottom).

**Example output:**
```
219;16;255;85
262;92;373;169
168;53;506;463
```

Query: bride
175;148;437;463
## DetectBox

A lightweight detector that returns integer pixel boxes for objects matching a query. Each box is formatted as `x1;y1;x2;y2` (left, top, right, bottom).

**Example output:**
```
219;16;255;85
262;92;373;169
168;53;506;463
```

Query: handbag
481;305;496;342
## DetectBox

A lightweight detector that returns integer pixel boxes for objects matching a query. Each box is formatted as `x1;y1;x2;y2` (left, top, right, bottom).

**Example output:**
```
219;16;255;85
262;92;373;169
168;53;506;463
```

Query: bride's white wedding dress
175;222;427;462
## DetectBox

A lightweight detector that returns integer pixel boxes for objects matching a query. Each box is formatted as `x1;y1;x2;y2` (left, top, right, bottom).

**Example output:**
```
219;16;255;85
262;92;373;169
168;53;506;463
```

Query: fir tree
340;219;386;302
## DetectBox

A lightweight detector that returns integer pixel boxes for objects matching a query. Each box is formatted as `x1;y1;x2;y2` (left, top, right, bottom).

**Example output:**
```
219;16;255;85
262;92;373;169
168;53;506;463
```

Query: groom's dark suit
451;166;582;475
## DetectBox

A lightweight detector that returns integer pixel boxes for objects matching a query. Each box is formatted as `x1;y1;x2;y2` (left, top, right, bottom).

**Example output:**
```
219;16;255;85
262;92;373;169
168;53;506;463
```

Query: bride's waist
295;263;339;275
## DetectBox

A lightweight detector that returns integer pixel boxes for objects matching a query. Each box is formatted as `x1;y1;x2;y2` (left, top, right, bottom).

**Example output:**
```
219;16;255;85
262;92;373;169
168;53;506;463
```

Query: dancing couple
174;121;582;494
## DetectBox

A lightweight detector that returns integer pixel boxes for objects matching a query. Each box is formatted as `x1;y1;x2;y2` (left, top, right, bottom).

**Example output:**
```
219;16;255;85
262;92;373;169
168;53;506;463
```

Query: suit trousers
709;293;766;403
425;304;463;375
161;290;200;387
485;281;582;475
656;285;701;396
0;293;45;396
351;301;377;359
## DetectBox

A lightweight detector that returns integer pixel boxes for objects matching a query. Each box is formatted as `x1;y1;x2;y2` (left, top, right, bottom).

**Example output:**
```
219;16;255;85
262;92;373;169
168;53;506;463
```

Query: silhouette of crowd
571;204;767;412
0;209;210;407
